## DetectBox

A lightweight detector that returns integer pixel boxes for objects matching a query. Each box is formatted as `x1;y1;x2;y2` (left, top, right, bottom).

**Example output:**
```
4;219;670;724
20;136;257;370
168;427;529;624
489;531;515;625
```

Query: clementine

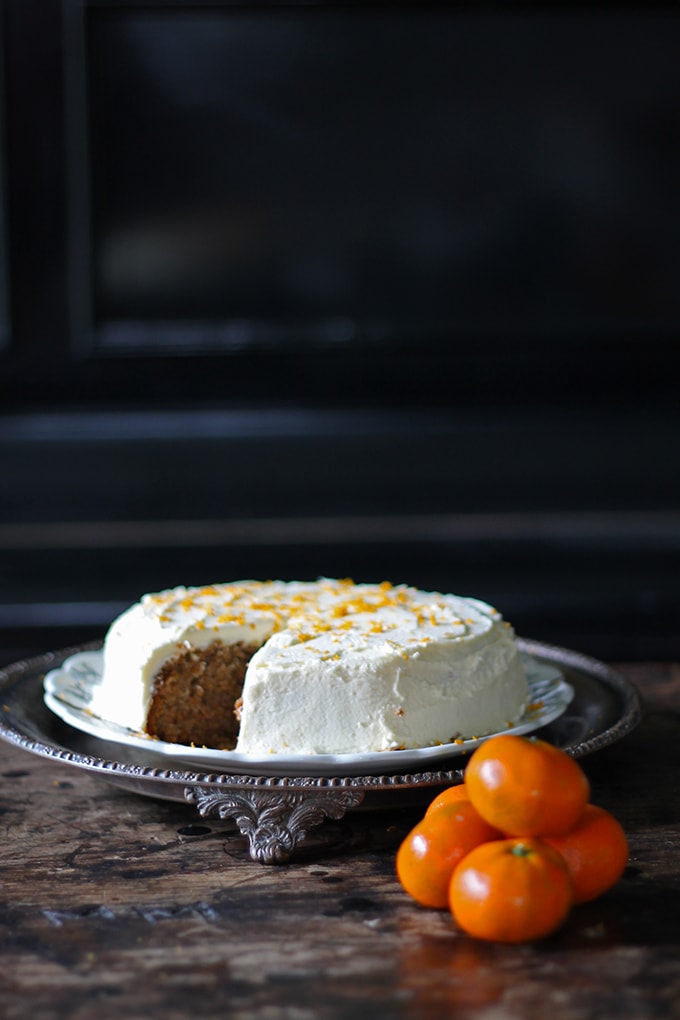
425;783;469;817
450;837;573;942
465;734;590;836
544;803;629;904
397;799;501;909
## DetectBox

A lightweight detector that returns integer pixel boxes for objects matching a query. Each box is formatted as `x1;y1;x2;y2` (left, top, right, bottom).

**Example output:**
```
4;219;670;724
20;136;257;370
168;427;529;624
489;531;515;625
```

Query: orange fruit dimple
449;837;573;943
465;734;590;837
544;804;629;904
396;799;502;909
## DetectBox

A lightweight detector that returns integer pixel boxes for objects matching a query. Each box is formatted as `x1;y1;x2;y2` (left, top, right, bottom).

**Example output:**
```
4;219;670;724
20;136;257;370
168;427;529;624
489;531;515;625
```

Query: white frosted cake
93;578;529;755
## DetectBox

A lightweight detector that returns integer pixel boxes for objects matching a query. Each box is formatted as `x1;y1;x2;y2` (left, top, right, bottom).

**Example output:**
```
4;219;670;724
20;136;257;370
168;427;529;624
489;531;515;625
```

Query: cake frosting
93;578;529;755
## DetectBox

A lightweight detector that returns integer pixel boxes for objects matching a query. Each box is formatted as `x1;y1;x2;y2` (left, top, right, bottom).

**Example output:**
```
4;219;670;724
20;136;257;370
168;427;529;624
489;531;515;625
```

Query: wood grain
0;662;679;1019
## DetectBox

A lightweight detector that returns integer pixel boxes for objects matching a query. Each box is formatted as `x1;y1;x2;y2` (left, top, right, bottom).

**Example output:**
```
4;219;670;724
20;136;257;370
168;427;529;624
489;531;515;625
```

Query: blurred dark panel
2;3;680;404
1;406;678;664
84;9;680;353
0;9;8;353
0;2;678;664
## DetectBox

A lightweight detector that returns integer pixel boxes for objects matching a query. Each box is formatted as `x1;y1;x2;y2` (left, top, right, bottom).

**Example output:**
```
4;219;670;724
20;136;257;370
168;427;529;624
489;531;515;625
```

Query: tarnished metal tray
0;639;640;864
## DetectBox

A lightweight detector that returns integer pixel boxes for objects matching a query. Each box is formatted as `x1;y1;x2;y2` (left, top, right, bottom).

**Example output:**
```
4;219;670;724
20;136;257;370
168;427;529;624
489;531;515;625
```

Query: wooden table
0;659;678;1020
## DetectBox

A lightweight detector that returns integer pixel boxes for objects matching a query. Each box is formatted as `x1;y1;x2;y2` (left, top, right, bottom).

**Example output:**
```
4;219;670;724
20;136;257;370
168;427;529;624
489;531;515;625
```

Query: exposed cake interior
145;640;259;748
94;578;530;755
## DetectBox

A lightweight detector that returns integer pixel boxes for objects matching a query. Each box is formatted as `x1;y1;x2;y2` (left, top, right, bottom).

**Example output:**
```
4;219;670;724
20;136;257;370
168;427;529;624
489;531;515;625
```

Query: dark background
1;1;678;667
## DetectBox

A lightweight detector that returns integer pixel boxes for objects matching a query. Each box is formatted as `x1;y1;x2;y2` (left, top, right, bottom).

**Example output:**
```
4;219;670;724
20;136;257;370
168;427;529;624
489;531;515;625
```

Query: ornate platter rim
0;638;641;797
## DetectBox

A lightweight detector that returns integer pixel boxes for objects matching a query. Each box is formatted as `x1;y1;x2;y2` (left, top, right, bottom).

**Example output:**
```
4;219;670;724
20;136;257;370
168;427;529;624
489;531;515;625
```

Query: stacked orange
396;734;628;942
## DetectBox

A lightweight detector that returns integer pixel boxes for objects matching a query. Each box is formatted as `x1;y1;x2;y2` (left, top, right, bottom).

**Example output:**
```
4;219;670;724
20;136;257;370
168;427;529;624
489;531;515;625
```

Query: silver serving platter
0;638;641;864
42;648;574;775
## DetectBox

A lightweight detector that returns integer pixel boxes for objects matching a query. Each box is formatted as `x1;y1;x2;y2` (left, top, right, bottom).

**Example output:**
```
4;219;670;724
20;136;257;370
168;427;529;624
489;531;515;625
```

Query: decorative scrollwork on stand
185;784;366;864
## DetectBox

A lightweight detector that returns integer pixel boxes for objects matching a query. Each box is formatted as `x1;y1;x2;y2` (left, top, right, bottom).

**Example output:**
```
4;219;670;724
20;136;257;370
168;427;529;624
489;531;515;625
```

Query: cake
92;578;529;755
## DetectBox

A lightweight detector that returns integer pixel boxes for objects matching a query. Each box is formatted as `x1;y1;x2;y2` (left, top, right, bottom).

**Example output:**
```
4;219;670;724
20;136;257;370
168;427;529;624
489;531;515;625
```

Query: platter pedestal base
185;785;366;864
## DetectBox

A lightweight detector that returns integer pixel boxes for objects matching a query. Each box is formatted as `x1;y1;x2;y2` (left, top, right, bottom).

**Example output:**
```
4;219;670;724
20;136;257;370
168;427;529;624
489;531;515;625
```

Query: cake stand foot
184;785;366;864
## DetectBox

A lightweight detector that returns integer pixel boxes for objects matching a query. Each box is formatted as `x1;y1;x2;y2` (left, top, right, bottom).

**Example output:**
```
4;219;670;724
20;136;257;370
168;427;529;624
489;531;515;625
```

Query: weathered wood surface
0;661;679;1020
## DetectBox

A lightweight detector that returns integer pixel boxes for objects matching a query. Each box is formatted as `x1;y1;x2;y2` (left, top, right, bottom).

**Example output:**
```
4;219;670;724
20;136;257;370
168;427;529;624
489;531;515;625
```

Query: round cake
92;578;529;755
